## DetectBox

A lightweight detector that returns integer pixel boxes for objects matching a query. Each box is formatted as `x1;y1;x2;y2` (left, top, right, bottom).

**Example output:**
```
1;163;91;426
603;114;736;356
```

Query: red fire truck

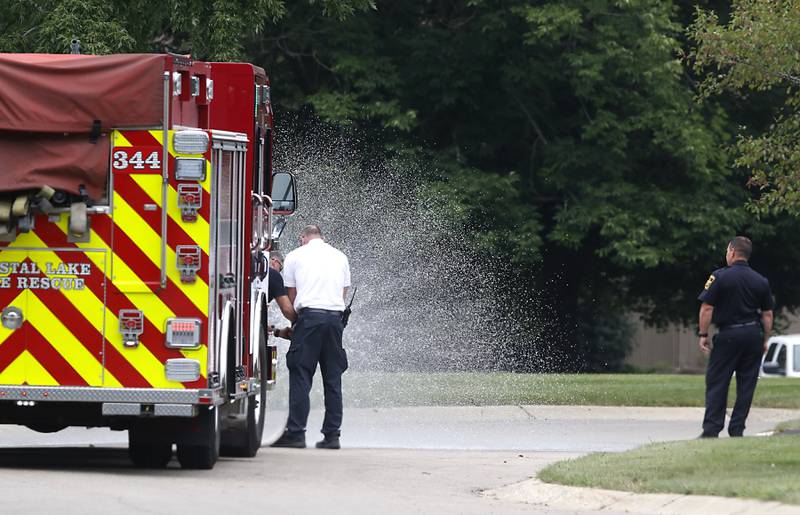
0;53;296;469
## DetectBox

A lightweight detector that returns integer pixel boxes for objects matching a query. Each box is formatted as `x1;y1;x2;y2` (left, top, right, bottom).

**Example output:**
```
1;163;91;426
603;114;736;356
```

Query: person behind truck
262;250;296;332
697;236;774;438
271;224;351;450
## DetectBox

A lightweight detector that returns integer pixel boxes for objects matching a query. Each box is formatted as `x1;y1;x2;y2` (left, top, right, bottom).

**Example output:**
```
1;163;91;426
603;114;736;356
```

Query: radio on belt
165;318;202;349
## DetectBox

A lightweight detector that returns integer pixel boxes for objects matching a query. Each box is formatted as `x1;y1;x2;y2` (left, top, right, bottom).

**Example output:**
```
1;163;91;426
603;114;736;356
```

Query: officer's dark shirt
267;267;287;302
698;260;774;328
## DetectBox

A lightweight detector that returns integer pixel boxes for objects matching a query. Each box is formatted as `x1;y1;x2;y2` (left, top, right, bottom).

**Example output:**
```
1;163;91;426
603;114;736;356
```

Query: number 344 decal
112;149;162;171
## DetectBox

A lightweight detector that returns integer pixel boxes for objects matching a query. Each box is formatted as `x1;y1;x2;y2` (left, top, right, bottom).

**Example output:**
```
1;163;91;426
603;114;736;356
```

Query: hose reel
0;186;70;242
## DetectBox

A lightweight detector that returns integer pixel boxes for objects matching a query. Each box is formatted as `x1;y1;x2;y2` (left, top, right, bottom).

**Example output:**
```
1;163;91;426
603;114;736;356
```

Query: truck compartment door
0;247;107;387
211;144;245;385
110;134;165;292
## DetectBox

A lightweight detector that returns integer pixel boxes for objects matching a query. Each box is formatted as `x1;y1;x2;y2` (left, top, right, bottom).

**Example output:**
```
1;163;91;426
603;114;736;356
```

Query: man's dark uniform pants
703;324;763;437
286;310;348;437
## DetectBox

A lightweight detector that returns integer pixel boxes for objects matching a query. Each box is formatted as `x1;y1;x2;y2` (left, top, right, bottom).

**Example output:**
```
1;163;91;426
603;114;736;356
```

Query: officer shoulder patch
704;274;716;290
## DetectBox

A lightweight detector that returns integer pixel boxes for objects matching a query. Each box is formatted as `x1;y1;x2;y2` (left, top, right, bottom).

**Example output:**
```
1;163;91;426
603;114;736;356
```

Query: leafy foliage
259;0;800;369
689;0;800;216
5;0;800;370
0;0;375;59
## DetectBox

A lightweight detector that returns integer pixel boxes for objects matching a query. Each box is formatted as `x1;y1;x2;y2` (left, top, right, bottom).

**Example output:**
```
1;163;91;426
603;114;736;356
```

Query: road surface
0;404;796;514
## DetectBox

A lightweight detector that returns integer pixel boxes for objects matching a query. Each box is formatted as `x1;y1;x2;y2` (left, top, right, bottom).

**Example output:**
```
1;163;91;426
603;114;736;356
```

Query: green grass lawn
539;435;800;505
341;372;800;409
340;372;800;505
774;418;800;433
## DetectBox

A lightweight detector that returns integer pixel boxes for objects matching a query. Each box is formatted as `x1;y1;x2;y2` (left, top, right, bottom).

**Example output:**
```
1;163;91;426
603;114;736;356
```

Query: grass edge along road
539;434;800;506
342;373;800;409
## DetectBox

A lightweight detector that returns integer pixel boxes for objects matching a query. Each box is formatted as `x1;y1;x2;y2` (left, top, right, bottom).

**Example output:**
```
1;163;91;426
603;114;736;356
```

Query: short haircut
269;250;284;263
301;224;322;238
729;236;753;260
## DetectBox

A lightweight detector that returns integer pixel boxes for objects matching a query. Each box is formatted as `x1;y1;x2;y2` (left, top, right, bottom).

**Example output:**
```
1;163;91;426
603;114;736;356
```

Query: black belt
299;308;343;316
719;320;760;331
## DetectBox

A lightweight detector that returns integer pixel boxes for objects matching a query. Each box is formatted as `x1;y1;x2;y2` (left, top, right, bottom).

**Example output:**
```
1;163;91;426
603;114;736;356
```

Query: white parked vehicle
761;335;800;378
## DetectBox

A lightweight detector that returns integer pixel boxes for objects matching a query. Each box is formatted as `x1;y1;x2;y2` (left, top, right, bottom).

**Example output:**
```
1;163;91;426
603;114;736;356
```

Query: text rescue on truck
0;52;297;469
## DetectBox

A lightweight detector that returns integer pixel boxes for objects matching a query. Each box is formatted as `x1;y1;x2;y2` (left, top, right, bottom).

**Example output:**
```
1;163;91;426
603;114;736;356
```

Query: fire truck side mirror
271;172;297;216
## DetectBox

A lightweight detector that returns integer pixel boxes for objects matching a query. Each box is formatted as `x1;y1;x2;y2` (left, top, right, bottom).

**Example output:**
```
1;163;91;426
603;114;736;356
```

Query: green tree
7;0;800;370
0;0;374;59
258;0;756;370
689;0;800;216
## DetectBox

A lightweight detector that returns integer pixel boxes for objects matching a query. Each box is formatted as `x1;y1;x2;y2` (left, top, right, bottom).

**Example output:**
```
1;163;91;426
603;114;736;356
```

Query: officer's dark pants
286;311;348;437
702;325;763;437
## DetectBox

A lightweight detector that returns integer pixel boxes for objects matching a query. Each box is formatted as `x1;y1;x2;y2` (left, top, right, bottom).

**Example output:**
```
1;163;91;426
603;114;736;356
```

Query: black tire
128;432;173;469
25;424;67;434
176;406;220;470
220;327;267;457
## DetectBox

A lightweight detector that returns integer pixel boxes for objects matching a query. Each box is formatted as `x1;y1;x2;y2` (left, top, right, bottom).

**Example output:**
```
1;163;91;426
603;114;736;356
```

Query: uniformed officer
271;225;351;449
697;236;774;438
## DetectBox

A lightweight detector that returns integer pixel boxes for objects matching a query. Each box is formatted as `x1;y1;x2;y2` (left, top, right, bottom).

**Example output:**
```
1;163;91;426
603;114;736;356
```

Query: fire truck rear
0;53;296;469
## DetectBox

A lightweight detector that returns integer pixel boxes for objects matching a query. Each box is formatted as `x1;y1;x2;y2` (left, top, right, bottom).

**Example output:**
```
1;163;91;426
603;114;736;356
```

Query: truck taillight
165;318;201;349
173;130;209;154
118;309;144;348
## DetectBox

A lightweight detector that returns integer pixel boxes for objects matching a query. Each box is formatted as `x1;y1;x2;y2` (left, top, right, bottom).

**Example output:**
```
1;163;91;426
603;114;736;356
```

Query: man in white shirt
271;224;351;450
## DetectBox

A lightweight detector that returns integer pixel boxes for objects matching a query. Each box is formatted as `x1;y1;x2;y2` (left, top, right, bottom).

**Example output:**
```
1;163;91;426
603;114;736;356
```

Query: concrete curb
483;477;800;514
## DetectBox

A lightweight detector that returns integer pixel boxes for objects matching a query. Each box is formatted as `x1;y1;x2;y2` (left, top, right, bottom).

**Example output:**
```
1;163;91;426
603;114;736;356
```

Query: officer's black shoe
729;433;743;438
697;432;718;439
315;435;340;449
271;431;306;448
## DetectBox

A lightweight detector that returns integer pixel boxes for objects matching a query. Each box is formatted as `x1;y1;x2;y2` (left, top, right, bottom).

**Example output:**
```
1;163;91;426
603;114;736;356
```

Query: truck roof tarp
0;53;166;199
0;132;108;199
0;53;165;132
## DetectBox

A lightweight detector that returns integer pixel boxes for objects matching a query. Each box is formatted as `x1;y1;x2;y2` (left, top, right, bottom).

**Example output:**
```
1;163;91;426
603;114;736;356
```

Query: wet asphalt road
0;404;796;515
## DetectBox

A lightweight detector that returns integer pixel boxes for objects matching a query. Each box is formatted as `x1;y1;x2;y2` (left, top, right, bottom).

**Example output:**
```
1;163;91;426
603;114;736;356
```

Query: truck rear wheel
25;424;67;434
220;328;267;457
176;406;220;469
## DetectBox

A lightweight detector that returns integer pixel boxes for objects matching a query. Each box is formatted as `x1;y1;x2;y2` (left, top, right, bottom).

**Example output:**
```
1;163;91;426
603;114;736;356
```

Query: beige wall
627;323;705;372
627;314;800;373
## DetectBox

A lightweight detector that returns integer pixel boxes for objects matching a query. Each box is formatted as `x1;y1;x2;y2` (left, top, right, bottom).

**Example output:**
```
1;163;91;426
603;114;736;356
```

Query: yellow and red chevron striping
32;218;208;389
2;218;208;389
85;212;208;322
0;330;24;373
34;217;206;333
27;324;88;386
118;129;211;219
112;174;210;283
1;129;212;391
30;277;150;387
0;258;96;386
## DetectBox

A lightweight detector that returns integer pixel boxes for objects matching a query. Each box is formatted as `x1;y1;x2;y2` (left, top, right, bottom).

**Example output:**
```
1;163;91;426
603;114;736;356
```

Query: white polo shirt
282;238;351;311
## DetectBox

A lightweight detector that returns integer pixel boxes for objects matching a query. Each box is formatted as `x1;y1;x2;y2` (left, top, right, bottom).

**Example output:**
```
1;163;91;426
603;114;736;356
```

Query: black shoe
697;432;718;439
271;431;306;448
315;436;340;449
729;433;743;438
